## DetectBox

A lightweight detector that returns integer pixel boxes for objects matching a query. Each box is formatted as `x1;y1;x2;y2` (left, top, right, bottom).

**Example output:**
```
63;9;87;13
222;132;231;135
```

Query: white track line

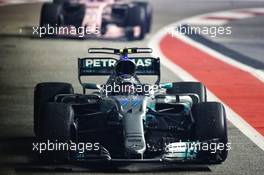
0;0;51;6
205;11;254;18
148;7;264;151
185;8;264;26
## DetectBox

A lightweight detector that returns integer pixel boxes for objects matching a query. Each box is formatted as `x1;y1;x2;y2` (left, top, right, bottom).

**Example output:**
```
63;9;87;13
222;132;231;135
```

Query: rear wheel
63;2;86;27
166;82;207;103
132;2;152;33
40;3;64;27
34;82;74;137
126;5;147;40
192;102;228;163
53;0;69;4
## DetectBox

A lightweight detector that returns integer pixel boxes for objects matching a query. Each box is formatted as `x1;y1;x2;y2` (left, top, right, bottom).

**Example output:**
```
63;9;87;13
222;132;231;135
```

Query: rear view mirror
83;83;99;89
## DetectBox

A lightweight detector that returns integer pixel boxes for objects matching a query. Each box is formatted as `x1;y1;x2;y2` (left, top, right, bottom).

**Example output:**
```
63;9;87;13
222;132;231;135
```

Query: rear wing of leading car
78;57;160;85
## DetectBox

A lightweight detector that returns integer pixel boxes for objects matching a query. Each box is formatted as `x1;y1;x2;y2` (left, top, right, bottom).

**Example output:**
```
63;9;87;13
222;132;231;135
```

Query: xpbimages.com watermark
32;140;231;154
32;24;100;38
165;140;232;154
101;82;159;95
32;140;100;154
166;24;232;38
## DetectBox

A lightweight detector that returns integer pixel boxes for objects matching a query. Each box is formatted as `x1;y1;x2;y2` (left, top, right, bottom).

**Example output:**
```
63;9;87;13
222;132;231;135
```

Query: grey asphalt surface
211;16;264;67
0;0;264;174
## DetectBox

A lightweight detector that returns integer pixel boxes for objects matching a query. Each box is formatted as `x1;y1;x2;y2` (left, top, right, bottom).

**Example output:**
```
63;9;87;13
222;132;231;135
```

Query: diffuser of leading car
40;0;152;40
34;48;228;164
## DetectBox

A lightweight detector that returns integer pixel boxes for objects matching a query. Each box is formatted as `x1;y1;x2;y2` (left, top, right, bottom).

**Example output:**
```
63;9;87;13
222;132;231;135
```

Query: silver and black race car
34;48;228;165
40;0;152;40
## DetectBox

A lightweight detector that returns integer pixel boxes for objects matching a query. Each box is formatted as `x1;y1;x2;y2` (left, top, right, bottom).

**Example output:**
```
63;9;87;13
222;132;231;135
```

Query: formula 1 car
34;48;228;165
39;0;152;40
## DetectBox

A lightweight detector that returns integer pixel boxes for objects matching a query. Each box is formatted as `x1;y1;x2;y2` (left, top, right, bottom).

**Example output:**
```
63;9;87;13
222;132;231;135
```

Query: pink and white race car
40;0;152;40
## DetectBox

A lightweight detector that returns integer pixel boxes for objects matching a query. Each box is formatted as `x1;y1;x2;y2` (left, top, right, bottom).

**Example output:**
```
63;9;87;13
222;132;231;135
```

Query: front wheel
192;102;228;163
37;102;74;162
34;82;74;137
